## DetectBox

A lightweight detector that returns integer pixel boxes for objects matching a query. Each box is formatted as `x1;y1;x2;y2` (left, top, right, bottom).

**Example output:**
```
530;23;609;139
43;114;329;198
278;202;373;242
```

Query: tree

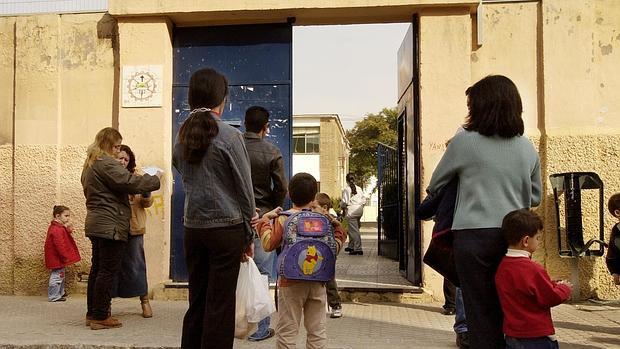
346;107;398;186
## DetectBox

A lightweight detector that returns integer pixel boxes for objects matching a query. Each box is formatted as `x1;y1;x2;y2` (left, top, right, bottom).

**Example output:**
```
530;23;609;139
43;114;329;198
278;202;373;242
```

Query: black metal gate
377;143;399;261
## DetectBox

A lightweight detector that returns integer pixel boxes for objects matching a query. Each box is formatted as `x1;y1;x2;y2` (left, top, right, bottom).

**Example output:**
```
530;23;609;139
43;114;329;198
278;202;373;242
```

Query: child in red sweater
44;205;81;302
495;209;572;349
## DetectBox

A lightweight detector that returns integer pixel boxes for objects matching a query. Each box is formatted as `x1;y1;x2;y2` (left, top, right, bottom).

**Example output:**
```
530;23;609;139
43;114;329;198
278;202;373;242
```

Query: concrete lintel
109;1;480;26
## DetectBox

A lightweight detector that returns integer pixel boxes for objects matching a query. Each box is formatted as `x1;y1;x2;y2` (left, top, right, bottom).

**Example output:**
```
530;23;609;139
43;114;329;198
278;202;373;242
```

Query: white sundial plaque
122;65;163;107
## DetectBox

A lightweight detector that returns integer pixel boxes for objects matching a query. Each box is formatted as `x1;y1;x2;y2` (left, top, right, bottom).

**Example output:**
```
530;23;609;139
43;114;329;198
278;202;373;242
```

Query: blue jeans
48;268;65;301
506;336;559;349
249;237;274;340
454;287;468;334
253;237;276;283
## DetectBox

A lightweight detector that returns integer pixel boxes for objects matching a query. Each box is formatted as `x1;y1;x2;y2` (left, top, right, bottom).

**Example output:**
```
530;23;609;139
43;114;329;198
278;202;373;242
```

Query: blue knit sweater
426;130;542;230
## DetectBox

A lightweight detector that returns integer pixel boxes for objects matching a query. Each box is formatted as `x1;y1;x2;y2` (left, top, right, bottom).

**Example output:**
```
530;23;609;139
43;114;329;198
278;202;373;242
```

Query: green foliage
330;197;349;233
346;107;398;185
331;197;342;216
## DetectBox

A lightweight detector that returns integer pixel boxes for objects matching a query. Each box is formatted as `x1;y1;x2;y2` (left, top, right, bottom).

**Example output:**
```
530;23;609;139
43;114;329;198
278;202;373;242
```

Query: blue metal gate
171;24;292;281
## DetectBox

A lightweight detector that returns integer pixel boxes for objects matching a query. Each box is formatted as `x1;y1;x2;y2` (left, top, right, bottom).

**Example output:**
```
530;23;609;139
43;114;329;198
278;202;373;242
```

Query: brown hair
501;209;543;245
608;193;620;216
464;75;524;138
315;192;332;209
53;205;70;217
83;127;122;169
289;173;318;207
119;144;136;174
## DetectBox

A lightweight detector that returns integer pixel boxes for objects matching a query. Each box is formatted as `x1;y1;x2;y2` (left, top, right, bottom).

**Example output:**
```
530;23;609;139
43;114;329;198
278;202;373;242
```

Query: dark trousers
453;228;507;349
181;224;246;349
87;237;127;320
505;336;559;349
326;278;341;308
443;278;456;310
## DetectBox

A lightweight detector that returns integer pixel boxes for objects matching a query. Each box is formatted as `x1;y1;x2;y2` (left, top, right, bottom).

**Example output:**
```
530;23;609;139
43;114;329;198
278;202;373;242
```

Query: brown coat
81;155;160;241
129;193;154;235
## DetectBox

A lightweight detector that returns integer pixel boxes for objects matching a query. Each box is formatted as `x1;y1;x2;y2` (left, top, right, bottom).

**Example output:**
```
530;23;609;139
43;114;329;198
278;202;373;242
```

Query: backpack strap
276;210;296;255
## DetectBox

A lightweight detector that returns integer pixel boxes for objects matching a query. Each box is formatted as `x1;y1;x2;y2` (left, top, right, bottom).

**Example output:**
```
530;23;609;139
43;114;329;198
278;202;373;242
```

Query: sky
293;23;410;130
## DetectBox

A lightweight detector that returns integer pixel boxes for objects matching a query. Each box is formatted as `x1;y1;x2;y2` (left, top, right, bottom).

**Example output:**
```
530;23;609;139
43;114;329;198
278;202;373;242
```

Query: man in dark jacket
243;106;287;341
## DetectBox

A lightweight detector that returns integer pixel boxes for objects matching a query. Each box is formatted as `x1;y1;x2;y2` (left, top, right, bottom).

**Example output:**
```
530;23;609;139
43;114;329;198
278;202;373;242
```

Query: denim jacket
172;118;256;231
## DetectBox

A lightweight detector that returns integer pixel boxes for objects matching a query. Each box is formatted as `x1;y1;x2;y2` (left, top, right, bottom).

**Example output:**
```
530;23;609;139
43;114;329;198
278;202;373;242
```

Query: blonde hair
83;127;122;169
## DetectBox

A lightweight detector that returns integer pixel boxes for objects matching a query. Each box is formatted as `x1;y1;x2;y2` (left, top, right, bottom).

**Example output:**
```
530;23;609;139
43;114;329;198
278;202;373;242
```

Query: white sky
293;23;410;130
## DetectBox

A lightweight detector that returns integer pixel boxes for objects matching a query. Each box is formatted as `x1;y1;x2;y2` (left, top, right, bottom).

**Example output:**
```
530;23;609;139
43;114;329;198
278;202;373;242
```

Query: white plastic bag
234;257;276;339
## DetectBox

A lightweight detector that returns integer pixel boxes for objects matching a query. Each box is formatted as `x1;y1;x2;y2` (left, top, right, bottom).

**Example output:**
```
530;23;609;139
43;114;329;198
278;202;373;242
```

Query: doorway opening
169;21;422;289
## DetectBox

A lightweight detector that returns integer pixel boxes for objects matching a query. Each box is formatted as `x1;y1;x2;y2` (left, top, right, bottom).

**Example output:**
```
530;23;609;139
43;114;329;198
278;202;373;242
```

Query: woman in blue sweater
426;75;542;349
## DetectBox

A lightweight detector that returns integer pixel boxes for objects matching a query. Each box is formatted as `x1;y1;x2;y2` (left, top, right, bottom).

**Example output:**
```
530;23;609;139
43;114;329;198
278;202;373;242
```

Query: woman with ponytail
172;68;256;349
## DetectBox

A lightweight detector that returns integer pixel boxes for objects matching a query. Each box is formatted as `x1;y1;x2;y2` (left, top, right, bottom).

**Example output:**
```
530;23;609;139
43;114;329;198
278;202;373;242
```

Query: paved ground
1;295;619;349
335;228;417;291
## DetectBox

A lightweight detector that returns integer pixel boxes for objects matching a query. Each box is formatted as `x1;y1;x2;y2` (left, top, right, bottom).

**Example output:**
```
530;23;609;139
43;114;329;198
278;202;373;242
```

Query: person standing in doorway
342;173;366;255
172;68;257;349
243;105;287;341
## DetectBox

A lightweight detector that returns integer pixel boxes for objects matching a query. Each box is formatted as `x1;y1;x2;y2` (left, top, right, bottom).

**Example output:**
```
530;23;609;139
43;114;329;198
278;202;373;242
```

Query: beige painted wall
109;0;479;26
418;8;472;300
116;17;174;292
2;0;620;302
418;0;620;301
0;13;115;295
319;117;349;200
539;0;620;300
0;17;15;294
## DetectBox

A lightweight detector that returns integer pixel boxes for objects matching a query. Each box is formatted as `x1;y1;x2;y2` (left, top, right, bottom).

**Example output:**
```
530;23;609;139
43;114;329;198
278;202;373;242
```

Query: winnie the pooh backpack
277;209;337;282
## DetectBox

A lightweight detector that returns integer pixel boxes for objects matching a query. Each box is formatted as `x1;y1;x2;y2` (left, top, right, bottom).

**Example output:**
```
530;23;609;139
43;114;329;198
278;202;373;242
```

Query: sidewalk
1;296;619;349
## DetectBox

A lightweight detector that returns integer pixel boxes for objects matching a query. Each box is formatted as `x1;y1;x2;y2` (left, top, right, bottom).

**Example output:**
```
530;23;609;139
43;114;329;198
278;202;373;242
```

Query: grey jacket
172;118;256;231
81;156;160;241
243;132;287;216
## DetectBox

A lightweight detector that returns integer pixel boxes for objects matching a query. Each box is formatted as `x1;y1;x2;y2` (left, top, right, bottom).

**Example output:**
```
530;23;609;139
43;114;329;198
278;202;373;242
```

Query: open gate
377;143;399;261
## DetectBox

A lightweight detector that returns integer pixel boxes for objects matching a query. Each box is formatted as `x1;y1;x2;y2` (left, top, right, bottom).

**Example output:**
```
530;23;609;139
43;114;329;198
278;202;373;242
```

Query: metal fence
377;143;399;260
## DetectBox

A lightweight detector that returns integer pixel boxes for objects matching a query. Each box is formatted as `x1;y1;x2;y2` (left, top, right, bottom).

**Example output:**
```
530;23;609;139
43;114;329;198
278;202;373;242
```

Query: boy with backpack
256;173;347;349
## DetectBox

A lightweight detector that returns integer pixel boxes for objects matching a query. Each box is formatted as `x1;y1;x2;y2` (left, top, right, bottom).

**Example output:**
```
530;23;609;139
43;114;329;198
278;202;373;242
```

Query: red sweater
495;255;571;338
44;220;81;269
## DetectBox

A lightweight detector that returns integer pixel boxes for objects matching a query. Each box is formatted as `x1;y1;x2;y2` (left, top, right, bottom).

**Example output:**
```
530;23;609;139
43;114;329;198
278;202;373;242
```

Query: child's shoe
330;306;343;318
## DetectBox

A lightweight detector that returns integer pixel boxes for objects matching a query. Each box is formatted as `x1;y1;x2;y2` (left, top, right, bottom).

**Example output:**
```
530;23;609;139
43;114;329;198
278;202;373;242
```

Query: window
293;127;320;154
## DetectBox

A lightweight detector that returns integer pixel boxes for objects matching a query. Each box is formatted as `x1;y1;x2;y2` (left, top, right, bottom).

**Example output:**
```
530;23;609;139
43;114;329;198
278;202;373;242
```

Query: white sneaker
330;307;343;318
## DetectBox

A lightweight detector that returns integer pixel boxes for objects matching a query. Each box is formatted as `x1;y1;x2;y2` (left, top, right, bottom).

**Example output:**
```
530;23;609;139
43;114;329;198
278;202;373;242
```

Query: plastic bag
234;257;276;339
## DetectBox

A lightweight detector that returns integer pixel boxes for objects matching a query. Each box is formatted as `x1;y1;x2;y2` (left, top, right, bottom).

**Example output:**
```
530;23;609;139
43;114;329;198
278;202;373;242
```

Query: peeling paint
600;44;613;55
